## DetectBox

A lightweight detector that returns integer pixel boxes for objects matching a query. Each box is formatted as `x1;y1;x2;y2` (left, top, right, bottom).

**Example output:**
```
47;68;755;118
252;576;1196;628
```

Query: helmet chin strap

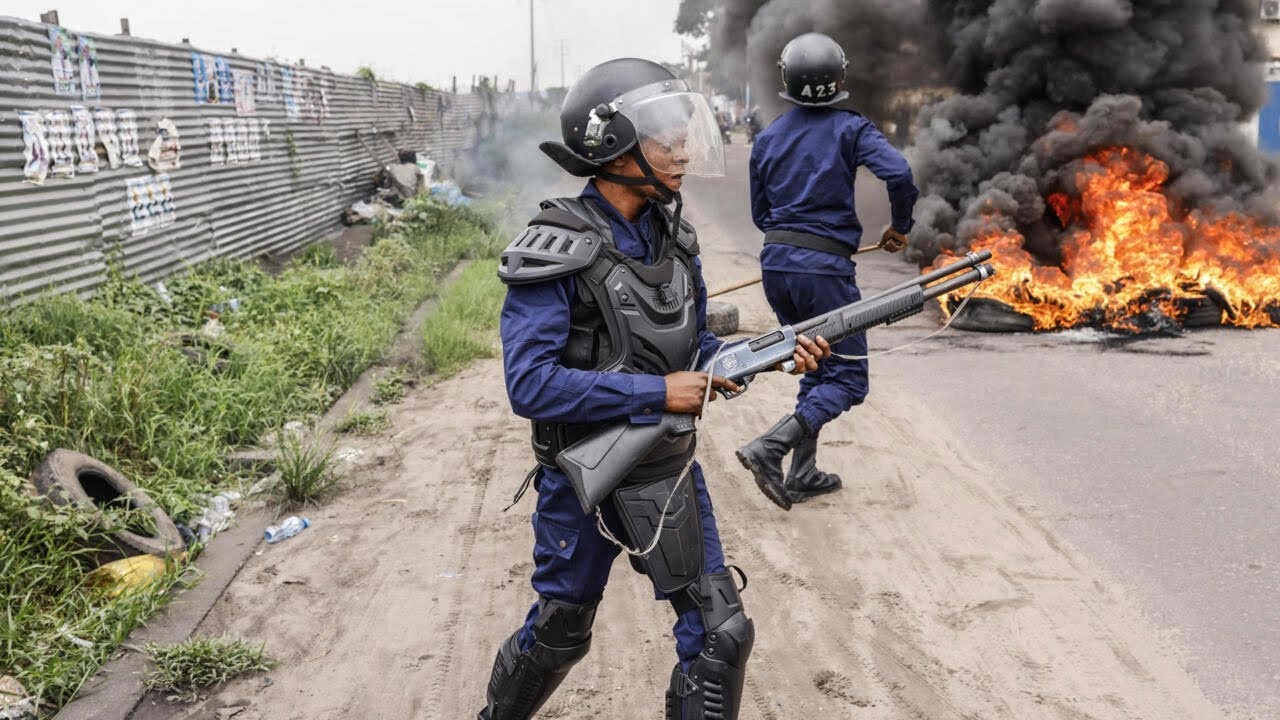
597;146;683;239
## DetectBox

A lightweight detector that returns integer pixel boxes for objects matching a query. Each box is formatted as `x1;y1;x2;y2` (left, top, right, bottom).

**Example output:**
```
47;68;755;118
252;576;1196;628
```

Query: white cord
596;279;986;556
596;341;727;558
829;278;988;361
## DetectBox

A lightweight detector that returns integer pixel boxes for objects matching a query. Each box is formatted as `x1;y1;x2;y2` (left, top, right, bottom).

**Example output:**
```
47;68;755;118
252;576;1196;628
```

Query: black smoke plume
905;0;1279;264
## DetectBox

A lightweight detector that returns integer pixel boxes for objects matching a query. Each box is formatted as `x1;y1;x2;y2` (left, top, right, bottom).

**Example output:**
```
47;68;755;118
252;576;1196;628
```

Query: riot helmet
540;58;725;201
777;33;849;107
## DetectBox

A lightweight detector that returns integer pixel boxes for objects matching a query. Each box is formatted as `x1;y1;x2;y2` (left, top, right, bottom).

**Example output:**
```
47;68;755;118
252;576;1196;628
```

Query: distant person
744;106;761;144
476;58;828;719
738;32;919;510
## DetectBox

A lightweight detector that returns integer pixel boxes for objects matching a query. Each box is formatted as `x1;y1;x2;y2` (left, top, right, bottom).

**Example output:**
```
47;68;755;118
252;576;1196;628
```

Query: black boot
735;415;808;511
786;432;842;502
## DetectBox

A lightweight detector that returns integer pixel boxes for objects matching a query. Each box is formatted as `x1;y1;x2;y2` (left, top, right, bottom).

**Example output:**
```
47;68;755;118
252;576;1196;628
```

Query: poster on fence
192;53;218;103
235;120;250;162
147;118;182;171
127;174;176;236
208;119;225;164
45;111;76;178
156;175;176;227
49;27;78;96
18;111;51;185
305;75;332;123
255;62;278;102
234;70;256;115
222;117;241;163
246;118;262;161
94;108;122;169
116;110;143;167
215;57;234;105
78;36;101;100
281;67;299;120
71;106;98;173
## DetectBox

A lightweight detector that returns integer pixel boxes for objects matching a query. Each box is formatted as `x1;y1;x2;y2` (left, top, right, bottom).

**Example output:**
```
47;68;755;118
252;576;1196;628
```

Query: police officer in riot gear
479;58;829;719
739;32;919;510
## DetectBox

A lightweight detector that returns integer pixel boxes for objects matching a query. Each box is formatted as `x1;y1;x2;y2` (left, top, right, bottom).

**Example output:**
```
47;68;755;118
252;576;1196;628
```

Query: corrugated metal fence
0;15;499;303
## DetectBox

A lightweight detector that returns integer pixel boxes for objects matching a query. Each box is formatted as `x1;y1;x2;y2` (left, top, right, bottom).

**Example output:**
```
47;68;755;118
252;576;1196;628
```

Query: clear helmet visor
624;91;725;178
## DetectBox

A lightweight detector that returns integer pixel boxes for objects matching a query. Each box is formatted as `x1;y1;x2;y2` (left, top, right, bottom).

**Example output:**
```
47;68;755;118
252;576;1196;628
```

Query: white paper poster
93;108;122;169
44;110;76;178
18;111;51;185
116;109;143;167
71;106;98;173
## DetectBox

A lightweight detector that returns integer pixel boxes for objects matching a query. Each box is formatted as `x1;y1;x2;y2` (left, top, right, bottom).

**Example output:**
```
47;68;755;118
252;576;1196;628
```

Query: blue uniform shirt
750;106;919;277
500;181;722;426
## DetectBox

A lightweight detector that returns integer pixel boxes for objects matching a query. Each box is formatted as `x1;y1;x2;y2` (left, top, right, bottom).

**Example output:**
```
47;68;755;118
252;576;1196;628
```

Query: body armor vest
499;196;702;481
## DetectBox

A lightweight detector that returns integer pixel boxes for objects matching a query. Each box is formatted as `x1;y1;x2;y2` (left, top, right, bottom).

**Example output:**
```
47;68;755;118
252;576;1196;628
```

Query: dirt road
133;193;1237;719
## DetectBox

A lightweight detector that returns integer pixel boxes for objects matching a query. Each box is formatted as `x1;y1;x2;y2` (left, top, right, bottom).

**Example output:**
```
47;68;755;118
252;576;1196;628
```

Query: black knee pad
479;598;598;720
529;596;597;647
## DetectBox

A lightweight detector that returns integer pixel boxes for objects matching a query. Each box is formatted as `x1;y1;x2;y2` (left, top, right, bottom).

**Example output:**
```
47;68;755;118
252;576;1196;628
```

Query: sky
4;0;695;91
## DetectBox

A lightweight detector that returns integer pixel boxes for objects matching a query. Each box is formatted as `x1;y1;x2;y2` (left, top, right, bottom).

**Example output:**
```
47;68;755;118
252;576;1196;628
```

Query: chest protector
499;196;701;480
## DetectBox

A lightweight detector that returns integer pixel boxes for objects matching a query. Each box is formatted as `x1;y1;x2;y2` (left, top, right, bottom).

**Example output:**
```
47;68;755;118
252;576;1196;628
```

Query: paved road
683;140;1280;717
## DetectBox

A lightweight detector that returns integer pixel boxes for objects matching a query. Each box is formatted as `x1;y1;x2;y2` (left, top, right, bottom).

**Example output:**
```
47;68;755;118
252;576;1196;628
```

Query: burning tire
949;298;1035;333
30;450;185;558
707;300;740;336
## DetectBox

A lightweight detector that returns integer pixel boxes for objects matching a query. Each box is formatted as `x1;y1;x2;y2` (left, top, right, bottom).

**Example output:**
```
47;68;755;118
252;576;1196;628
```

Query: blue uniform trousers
515;462;726;670
762;270;869;431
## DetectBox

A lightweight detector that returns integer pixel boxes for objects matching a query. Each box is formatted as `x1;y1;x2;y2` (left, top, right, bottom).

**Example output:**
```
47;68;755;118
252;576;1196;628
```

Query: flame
933;147;1280;330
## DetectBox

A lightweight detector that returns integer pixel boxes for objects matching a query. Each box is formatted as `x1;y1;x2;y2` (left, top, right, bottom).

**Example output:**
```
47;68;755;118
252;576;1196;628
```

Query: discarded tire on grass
30;450;185;559
706;300;740;337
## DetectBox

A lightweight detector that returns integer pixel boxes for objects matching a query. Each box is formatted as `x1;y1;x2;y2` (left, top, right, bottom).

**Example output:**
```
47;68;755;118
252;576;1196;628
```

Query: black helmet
777;33;849;107
540;58;725;186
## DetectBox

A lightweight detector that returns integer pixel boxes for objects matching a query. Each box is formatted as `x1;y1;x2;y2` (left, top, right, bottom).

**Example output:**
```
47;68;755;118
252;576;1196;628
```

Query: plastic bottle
264;516;310;544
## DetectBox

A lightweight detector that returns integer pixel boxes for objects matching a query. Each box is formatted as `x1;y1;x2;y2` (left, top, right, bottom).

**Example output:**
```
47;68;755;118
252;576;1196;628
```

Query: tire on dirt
30;449;185;558
707;300;740;337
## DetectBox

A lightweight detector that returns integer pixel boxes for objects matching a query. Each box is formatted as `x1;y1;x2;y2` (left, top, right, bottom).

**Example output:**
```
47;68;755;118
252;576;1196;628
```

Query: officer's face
639;130;691;191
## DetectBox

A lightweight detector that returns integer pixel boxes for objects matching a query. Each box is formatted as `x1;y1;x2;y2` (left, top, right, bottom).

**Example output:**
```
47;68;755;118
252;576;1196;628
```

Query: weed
372;367;408;405
143;635;276;702
275;435;342;506
334;408;391;435
295;242;338;269
421;260;506;377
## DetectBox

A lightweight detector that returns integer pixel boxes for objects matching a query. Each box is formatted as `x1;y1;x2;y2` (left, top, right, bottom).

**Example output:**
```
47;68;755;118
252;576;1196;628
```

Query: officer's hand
664;371;741;414
776;334;830;375
881;227;909;253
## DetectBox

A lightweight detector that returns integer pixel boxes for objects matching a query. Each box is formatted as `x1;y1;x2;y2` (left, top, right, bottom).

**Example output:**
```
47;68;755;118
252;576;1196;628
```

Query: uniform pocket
533;512;581;561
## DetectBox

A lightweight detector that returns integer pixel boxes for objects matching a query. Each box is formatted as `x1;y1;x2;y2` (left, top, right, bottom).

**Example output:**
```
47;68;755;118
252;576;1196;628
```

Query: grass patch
143;635;276;702
275;435;342;506
0;197;498;711
334;408;392;435
421;260;506;377
372;367;408;405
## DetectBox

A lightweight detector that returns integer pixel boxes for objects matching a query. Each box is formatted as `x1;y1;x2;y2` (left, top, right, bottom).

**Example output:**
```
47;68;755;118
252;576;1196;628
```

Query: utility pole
529;0;537;101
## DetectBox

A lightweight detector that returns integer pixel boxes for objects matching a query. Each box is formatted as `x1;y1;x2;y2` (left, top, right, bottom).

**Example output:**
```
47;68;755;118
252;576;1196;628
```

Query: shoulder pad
655;205;699;255
675;217;699;255
497;215;605;285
